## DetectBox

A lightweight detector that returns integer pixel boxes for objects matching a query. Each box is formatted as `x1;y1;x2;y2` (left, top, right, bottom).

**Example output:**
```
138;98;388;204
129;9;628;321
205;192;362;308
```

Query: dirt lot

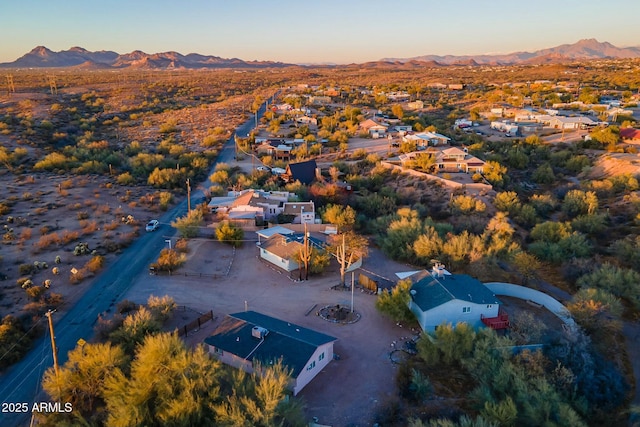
123;239;414;426
0;171;166;319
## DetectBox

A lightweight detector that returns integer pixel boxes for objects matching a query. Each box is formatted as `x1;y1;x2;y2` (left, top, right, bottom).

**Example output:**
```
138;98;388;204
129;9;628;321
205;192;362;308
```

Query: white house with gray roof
204;311;337;395
407;266;502;332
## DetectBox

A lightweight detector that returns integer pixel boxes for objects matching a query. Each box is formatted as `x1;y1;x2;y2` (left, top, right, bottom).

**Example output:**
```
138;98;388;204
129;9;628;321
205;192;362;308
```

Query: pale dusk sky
1;0;639;64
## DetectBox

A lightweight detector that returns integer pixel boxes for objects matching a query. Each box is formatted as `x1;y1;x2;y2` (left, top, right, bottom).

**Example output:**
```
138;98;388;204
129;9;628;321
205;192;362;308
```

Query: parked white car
145;219;159;232
271;167;286;175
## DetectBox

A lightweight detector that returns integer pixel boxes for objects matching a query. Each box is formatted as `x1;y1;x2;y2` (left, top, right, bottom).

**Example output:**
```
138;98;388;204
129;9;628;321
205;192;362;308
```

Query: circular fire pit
318;304;361;324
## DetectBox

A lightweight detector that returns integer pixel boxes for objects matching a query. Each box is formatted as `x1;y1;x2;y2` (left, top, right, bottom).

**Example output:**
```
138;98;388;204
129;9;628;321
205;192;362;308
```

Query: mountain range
2;39;640;69
0;46;291;69
381;39;640;65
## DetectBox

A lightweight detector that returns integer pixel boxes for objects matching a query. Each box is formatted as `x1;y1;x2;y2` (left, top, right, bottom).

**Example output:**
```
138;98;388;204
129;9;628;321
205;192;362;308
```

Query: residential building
403;131;451;147
257;232;326;272
406;100;424;110
283;160;318;185
208;189;308;224
359;119;388;138
621;127;640;143
399;147;485;174
407;266;504;332
205;311;337;395
548;116;596;130
282;201;315;224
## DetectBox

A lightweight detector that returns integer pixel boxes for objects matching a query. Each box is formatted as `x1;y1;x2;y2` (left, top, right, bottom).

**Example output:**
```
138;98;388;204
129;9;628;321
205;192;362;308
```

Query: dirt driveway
123;239;413;426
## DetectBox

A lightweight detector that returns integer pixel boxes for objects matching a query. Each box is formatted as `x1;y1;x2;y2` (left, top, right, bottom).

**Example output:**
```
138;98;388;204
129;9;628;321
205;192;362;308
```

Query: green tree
532;162;555;185
321;204;356;231
577;263;640;310
376;279;415;323
493;191;521;215
392;104;404;119
104;333;222;427
215;220;244;247
213;360;305;426
42;343;128;420
172;209;204;238
450;195;486;215
483;161;507;187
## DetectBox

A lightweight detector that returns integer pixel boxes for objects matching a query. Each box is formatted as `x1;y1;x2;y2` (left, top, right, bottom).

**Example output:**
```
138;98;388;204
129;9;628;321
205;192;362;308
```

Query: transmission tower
47;74;58;95
5;74;15;96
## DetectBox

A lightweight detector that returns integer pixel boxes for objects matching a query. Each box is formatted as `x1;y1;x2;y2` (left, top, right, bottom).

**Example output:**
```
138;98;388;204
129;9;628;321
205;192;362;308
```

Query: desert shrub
69;269;85;284
562;190;599;219
171;210;203;238
80;220;98;235
147;295;177;323
174;238;189;253
158;191;173;210
60;230;80;245
17;277;33;289
117;299;139;314
25;286;45;300
85;255;105;273
18;263;36;276
150;248;186;273
34;232;61;252
116;172;135;185
215;221;244;247
577;263;640;310
76;211;90;220
0;315;36;370
450;195;486;215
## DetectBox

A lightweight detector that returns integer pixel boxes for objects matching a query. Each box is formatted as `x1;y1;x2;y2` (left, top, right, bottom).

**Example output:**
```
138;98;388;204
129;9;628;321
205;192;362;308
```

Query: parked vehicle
146;219;159;232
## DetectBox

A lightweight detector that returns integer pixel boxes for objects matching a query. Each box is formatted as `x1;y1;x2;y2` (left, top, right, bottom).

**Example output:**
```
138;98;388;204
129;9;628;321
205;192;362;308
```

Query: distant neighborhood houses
208;188;317;226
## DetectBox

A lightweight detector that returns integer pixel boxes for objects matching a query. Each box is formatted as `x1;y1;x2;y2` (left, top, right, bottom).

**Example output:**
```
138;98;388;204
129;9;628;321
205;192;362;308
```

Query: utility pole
45;310;61;393
186;178;191;214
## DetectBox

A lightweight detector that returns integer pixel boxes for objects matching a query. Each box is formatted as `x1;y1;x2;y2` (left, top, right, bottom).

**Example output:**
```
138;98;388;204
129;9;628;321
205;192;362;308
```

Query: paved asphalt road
0;100;268;427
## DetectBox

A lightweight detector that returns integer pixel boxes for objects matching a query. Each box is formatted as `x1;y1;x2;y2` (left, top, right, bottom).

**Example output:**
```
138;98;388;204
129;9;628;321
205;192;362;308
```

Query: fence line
177;310;215;337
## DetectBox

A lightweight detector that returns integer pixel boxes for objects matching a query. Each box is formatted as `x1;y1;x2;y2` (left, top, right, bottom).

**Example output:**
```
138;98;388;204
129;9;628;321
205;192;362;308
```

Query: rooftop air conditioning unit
252;326;269;339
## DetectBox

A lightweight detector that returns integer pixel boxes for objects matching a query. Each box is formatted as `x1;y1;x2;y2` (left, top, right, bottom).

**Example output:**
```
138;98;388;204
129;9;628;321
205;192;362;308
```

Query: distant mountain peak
382;39;640;65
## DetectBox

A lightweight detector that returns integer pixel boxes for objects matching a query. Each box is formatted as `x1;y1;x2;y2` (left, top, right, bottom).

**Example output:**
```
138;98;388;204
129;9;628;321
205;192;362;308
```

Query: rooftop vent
252;326;269;339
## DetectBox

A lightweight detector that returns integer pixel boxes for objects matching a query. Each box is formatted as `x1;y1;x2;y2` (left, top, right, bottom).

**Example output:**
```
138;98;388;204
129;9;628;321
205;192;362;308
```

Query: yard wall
485;282;576;330
379;161;493;192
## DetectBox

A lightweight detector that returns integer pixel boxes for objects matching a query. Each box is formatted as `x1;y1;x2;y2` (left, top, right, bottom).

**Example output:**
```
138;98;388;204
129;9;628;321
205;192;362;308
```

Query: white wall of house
260;247;299;272
292;342;334;395
409;299;500;332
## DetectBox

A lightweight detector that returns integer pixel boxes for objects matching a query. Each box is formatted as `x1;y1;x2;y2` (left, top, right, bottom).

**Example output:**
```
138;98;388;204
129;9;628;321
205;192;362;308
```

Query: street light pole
351;271;355;313
186;178;191;214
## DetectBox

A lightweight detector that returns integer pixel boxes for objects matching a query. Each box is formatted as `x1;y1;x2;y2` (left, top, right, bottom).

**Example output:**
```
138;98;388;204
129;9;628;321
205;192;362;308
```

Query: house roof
285;160;317;185
621;127;640;140
260;232;325;260
282;202;315;215
410;273;501;312
204;311;336;377
256;226;295;240
359;119;388;130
